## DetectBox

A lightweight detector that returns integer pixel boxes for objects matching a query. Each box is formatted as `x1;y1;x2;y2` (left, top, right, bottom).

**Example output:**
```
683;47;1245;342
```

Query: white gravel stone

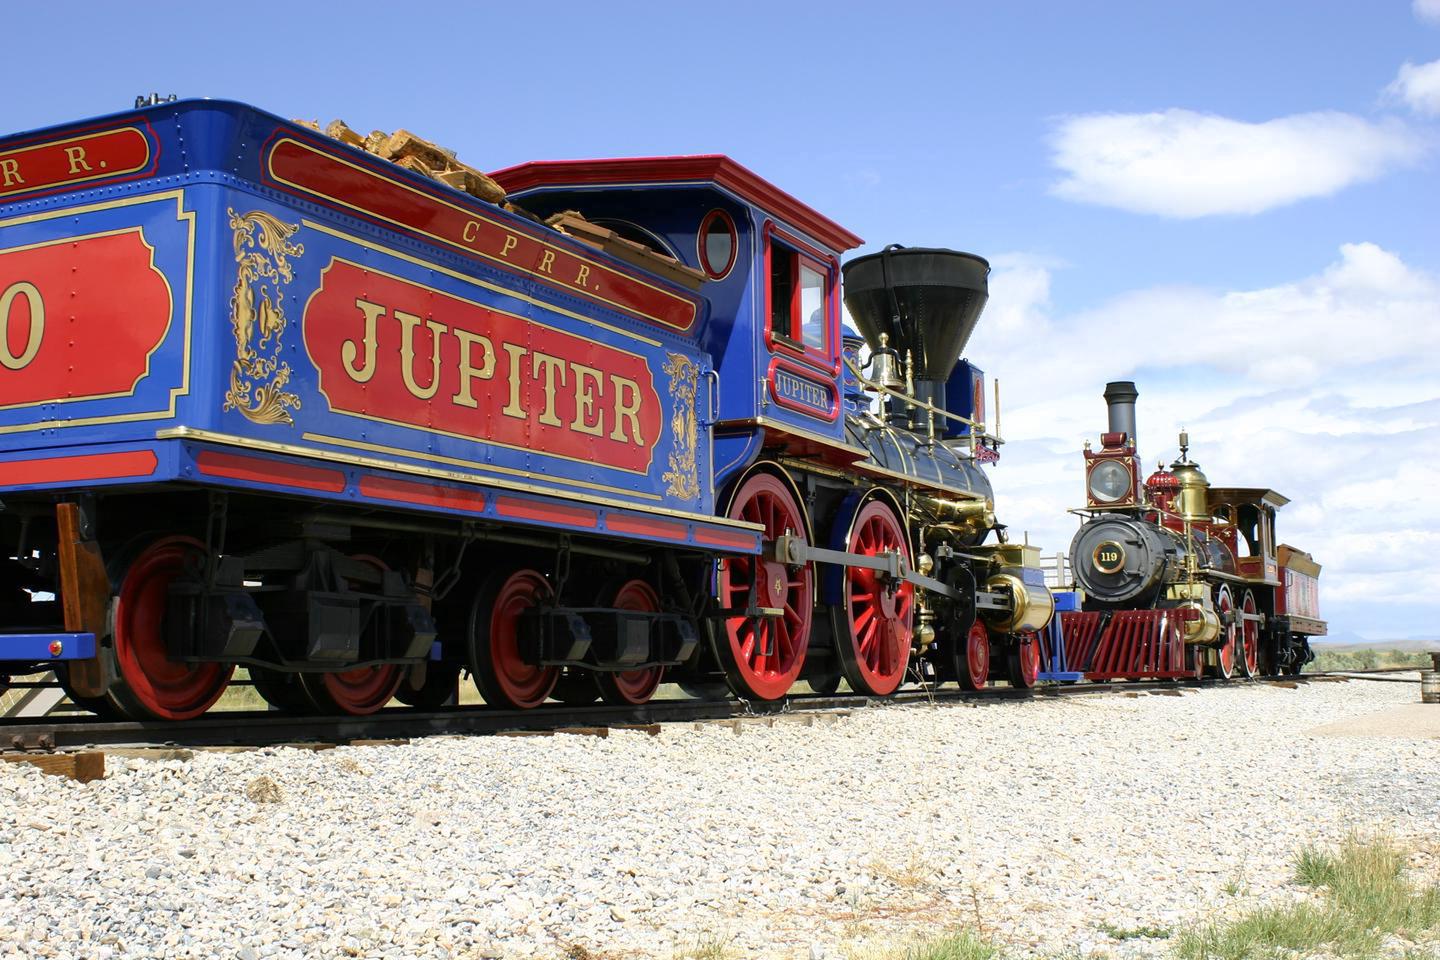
1;677;1436;958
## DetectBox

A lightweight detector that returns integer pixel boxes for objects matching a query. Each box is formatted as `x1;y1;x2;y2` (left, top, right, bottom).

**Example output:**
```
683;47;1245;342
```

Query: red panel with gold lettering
0;230;172;409
265;137;698;333
302;260;663;474
0;126;154;201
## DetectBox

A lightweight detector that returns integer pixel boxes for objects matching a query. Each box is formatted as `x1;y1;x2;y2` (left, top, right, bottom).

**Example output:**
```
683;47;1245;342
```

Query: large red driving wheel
1238;589;1260;678
301;555;404;716
107;536;233;721
1211;585;1237;680
714;472;813;701
1007;631;1041;689
598;580;664;706
834;499;914;697
957;621;990;691
469;568;558;709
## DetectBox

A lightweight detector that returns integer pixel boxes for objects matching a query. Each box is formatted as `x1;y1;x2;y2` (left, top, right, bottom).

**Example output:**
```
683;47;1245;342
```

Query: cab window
767;232;834;360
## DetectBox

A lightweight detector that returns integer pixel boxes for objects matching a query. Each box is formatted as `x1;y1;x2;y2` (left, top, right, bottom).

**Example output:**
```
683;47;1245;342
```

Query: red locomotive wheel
1007;631;1041;689
598;580;665;706
714;472;813;701
107;536;234;721
1212;585;1237;680
306;664;404;716
469;568;558;709
1238;590;1260;678
301;555;404;715
834;500;914;697
958;621;990;691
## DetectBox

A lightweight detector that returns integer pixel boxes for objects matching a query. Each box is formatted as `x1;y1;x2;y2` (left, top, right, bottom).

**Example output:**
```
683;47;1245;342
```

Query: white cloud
966;245;1440;639
1386;59;1440;115
1050;109;1422;217
1418;0;1440;22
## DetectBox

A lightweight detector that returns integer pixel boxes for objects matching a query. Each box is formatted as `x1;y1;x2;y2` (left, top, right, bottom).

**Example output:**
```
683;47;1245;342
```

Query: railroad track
0;674;1339;754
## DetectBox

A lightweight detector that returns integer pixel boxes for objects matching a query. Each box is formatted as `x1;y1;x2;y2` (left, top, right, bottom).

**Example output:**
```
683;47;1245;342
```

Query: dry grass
847;931;1001;960
668;934;738;960
1176;834;1440;959
243;774;284;804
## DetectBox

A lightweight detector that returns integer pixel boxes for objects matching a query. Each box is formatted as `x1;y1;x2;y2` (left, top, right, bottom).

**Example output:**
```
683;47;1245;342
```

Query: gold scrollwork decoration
224;208;304;426
661;352;701;501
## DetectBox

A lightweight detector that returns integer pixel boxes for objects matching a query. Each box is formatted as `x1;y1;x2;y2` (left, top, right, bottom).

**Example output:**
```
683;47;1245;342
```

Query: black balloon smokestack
842;246;990;418
1104;381;1139;444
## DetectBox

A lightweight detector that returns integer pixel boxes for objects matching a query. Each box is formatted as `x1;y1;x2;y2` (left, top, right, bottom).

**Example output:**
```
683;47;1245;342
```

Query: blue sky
4;1;1437;639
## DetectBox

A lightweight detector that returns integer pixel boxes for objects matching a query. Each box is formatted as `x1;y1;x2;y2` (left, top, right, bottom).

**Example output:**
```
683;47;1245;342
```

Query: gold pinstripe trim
155;426;761;531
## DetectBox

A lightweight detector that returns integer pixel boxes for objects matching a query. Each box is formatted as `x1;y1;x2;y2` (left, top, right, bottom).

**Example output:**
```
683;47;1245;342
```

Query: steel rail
0;674;1328;753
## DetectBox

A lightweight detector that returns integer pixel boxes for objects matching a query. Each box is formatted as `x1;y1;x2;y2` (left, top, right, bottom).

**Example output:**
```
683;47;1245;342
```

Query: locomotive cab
493;159;1050;698
490;156;860;483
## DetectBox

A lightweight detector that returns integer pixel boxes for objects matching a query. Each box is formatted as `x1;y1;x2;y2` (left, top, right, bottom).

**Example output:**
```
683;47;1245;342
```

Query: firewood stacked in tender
546;211;707;290
293;119;706;287
295;118;507;205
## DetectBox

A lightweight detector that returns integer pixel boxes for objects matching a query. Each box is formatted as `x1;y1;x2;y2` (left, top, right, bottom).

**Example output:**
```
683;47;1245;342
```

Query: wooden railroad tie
2;751;105;783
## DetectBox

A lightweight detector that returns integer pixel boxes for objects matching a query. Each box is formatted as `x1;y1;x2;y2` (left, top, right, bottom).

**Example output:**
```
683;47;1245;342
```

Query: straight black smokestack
1104;381;1139;443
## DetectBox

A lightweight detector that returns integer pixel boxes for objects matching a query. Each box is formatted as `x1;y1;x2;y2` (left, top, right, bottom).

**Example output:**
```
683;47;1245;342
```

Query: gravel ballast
2;677;1437;959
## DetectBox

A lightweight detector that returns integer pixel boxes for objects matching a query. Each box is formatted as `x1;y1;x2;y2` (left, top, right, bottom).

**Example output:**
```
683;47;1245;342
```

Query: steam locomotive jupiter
0;98;1059;720
1061;383;1326;680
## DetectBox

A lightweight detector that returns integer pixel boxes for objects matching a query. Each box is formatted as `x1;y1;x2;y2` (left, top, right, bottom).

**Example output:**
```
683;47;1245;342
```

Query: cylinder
981;573;1055;633
1104;381;1139;443
1423;671;1440;705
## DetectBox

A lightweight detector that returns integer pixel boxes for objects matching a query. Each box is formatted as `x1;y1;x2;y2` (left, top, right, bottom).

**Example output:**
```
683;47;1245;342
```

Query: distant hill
1310;637;1439;651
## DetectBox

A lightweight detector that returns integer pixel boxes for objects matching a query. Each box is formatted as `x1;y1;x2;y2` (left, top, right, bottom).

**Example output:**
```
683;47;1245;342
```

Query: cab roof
1209;487;1291;510
489;155;863;254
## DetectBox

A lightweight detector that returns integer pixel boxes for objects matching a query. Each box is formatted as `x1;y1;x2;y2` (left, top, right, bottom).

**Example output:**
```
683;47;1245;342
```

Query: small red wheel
469;568;557;709
1238;589;1260;678
306;663;404;716
107;536;233;721
714;472;813;701
957;621;990;690
1008;631;1041;689
301;555;404;716
598;579;664;706
1212;585;1237;680
834;499;914;697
